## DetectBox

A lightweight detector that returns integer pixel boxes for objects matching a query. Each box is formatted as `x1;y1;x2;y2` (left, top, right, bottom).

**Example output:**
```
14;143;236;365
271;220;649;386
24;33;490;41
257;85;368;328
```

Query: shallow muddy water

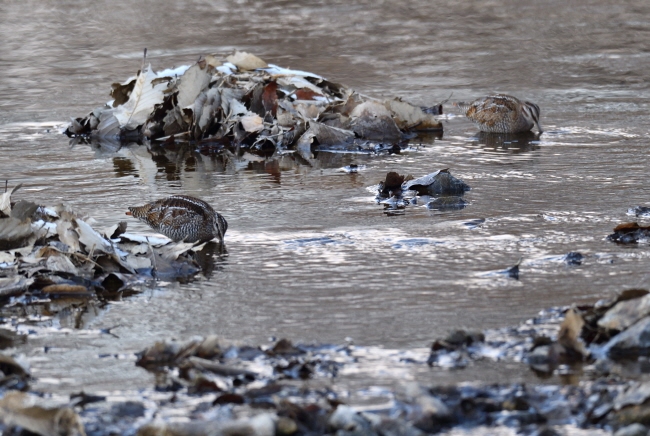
1;0;650;415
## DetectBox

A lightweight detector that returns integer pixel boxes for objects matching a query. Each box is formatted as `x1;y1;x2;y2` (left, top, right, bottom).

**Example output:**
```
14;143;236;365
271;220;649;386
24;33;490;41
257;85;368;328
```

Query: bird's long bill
535;120;544;134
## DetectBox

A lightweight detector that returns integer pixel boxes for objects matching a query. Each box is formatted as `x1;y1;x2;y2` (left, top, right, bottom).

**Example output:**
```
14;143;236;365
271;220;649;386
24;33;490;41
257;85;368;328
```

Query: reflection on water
1;0;650;401
467;131;541;153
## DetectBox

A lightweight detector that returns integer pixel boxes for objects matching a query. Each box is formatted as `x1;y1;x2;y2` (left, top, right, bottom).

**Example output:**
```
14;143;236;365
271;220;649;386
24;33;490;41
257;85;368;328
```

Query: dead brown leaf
262;81;278;116
41;284;89;294
294;88;321;101
557;307;589;359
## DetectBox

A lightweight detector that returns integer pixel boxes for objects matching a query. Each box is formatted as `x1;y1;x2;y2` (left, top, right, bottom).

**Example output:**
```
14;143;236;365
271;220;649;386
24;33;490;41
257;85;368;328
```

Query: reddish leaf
262;81;278;117
294;88;320;101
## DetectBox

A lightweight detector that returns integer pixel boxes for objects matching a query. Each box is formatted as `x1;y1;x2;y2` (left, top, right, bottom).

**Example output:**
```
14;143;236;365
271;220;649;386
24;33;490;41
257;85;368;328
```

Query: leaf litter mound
0;184;219;306
65;50;443;155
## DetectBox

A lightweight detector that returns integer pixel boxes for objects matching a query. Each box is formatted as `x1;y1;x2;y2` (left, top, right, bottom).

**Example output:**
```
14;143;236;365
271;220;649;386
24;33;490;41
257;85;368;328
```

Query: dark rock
111;401;145;418
605;317;650;358
402;169;470;196
565;251;584;265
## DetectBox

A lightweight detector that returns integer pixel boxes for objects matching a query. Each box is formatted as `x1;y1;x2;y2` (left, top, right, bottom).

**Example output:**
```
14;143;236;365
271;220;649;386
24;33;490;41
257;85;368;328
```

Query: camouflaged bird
127;195;227;243
456;94;543;133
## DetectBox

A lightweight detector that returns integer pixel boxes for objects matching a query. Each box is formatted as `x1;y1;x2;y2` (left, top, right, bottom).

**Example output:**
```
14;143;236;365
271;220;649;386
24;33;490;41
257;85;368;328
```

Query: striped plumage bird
456;94;543;134
127;195;227;243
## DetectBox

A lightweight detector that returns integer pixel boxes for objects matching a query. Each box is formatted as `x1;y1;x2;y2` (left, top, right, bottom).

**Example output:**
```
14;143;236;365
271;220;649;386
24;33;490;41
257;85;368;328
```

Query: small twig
146;236;157;272
141;48;147;72
439;92;453;106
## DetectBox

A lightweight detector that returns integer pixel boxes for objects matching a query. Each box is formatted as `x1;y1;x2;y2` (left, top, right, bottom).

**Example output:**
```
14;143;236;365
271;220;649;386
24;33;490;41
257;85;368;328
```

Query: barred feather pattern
128;195;227;243
459;94;542;133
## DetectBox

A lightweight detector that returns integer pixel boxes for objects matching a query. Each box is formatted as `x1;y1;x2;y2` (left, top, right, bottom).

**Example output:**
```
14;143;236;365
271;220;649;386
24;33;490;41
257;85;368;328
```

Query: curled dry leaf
41;284;89;294
113;64;169;130
225;50;268;71
73;218;114;254
240;114;265;133
0;183;22;217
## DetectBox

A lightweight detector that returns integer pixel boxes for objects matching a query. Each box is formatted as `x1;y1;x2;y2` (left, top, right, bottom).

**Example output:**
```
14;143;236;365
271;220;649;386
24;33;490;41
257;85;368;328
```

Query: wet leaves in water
0;186;219;323
607;222;650;244
66;51;443;156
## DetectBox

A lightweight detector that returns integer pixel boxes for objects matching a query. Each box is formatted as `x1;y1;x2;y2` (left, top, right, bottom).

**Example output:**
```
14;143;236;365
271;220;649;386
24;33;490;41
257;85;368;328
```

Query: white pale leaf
226;51;268;71
0;184;22;216
240;114;264;132
114;64;169;129
277;76;324;96
73;218;113;254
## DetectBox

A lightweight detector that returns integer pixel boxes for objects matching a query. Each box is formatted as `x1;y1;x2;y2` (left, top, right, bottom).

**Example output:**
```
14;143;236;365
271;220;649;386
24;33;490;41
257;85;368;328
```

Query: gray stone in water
606;318;650;357
329;405;375;435
402;169;470;196
614;423;649;436
599;294;650;332
615;382;650;411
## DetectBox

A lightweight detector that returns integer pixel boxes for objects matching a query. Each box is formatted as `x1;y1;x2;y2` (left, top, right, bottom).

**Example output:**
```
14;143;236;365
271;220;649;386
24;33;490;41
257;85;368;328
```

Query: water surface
1;0;650;397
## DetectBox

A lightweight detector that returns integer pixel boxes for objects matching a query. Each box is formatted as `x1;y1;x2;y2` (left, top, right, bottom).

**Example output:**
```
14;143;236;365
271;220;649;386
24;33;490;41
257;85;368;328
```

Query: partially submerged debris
66;50;443;156
124;298;650;435
375;169;470;212
527;307;590;373
627;206;650;218
9;290;650;434
0;391;86;436
0;185;219;317
402;169;470;196
565;251;584;265
608;223;650;243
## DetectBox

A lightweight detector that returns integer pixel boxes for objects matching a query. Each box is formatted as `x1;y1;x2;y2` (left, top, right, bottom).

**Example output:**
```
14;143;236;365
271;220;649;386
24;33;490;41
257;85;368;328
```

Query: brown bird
456;94;543;133
126;195;227;243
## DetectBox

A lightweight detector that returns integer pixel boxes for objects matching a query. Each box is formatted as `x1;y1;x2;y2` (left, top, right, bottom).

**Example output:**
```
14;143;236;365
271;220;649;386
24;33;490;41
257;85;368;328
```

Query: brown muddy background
1;0;650;398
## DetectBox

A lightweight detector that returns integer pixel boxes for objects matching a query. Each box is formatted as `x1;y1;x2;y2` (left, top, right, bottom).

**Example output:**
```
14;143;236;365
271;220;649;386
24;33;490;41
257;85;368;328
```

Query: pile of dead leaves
0;185;213;301
66;50;442;155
